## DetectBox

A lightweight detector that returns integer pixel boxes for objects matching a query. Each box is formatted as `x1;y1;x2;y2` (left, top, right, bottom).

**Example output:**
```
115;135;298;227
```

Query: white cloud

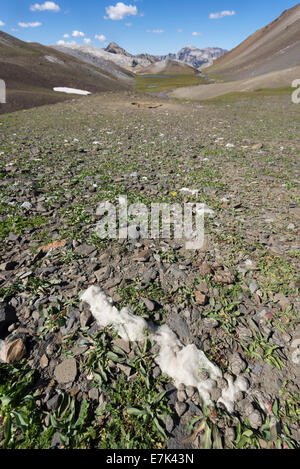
72;30;85;37
95;34;106;41
30;2;60;12
18;22;42;28
146;29;164;34
0;20;5;27
192;31;202;36
105;2;137;21
63;33;69;38
209;10;236;19
84;38;91;44
56;39;76;45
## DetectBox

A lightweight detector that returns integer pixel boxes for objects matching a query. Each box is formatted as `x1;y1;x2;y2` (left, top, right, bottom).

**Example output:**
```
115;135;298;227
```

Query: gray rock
117;363;132;377
88;388;99;402
239;400;255;417
54;358;77;384
229;353;247;376
224;427;236;442
141;297;156;312
46;343;59;356
186;386;196;398
248;410;263;429
113;338;131;354
177;390;187;402
40;354;49;369
152;366;161;378
167;314;190;343
141;267;158;284
209;388;222;401
202;318;218;330
46;394;61;411
97;393;109;413
216;377;228;389
21;201;32;210
249;282;259;294
80;310;93;328
51;432;63;449
175;401;188;417
71;346;88;356
199;371;210;381
75;243;96;256
164;414;174;433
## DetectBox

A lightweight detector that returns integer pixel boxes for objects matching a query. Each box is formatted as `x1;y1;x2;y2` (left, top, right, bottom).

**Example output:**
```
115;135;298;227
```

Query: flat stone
54;358;77;384
198;262;213;276
196;281;209;294
135;248;151;262
195;291;208;306
175;401;188;417
40;354;49;369
203;318;218;330
113;338;131;354
74;244;96;256
177;390;187;402
249;282;259;294
46;394;60;411
141;297;156;312
71;346;88;356
229;353;247;375
80;310;93;328
88;388;99;402
248;410;263;430
164;414;174;433
4;339;26;363
167;314;190;342
209;388;222;401
273;293;291;310
213;271;235;285
186;386;196;398
117;363;132;377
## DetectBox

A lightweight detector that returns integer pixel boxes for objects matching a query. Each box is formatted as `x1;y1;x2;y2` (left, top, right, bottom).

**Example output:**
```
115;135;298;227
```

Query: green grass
134;74;208;93
0;215;46;242
205;87;292;104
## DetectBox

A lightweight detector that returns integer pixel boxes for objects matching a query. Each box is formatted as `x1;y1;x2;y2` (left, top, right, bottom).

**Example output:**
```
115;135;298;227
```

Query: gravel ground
0;89;299;449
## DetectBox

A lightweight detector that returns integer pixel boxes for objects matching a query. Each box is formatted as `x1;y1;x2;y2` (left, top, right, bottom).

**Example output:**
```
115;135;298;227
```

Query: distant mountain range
52;42;227;72
164;46;227;69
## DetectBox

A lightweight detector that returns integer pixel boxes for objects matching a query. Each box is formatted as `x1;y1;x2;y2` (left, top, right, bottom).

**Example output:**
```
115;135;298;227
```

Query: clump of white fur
81;286;247;410
81;286;149;342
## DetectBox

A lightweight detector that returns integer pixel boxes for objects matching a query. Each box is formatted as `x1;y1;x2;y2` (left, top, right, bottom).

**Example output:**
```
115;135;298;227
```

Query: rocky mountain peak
105;42;132;57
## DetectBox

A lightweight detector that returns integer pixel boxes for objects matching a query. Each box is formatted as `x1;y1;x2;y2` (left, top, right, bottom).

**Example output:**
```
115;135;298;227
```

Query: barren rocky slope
0;31;132;114
208;3;300;80
170;66;300;100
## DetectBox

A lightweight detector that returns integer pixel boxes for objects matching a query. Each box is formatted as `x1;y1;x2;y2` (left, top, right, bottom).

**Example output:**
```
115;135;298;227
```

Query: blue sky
0;1;298;54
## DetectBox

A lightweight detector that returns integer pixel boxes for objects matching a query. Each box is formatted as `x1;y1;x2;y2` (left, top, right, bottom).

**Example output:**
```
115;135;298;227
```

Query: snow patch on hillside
53;87;91;95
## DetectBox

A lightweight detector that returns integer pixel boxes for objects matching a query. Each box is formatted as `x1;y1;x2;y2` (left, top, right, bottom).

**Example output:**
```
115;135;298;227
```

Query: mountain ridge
52;42;227;72
208;3;300;80
0;30;133;114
